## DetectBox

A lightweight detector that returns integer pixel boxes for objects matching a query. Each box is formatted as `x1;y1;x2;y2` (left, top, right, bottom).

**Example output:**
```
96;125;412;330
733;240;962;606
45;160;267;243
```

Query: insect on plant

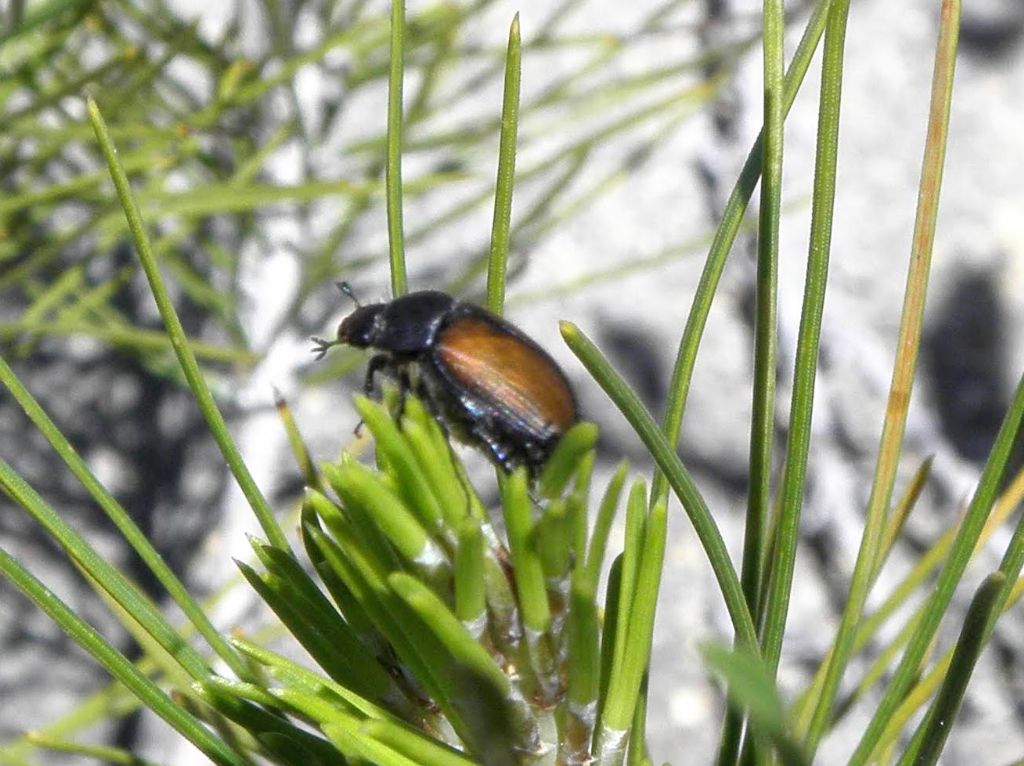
313;283;579;474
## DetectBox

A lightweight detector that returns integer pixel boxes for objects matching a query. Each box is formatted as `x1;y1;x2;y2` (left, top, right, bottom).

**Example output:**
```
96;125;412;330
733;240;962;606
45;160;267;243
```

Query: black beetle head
336;304;384;348
311;303;385;360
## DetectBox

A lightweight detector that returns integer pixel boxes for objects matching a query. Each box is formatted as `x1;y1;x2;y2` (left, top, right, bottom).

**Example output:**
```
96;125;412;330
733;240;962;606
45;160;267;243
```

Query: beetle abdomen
434;314;577;437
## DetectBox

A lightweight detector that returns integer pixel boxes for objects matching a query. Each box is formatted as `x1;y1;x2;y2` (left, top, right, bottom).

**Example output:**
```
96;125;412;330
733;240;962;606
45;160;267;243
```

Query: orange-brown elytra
313;287;578;474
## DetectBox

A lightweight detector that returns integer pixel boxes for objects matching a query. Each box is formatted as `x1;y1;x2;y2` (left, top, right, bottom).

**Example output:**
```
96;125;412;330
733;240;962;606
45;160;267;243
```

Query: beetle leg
364;354;391;396
412;373;430;403
470;424;517;473
393;369;413;420
352;355;393;435
484;440;514;473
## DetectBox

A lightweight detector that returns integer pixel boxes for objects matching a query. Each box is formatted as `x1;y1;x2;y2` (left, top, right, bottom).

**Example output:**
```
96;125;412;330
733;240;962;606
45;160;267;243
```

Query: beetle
312;286;578;474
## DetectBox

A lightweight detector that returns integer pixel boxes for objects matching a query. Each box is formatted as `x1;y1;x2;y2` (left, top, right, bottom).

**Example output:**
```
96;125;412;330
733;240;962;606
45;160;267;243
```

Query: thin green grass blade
537;497;572;579
322;459;443;575
983;436;1024;632
896;572;1005;766
758;0;851;679
538;421;599;500
247;538;387;677
598;501;667;738
234;559;391;702
315;468;402;573
322;722;420;766
388;571;510;696
302;523;454;725
790;457;936;731
887;425;1024;761
843;598;929;723
868;578;1024;758
561;321;759;654
0;561;273;765
355;396;449;541
876;456;934;577
502;468;551;635
718;1;786;761
454;517;486;625
0;0;92;46
870;464;1024;632
582;460;629;591
131;177;420;216
0;681;138;765
849;370;1024;764
501;470;560;711
86;97;289;552
744;0;784;616
804;460;1020;732
85;568;199;690
0;456;210;680
194;680;339;764
254;635;454;756
626;675;650;766
17;264;83;331
486;13;521;315
858;466;1024;679
703;645;807;766
202;677;279;709
386;0;407;296
276;389;322;491
401;402;468;531
231;636;394;721
0;320;259;363
0;547;244;766
596;555;624;734
359;718;477;766
22;734;161;766
612;481;649;676
565;575;600;761
267;686;372;733
571;464;593;562
803;0;960;752
651;0;833;505
0;355;251;681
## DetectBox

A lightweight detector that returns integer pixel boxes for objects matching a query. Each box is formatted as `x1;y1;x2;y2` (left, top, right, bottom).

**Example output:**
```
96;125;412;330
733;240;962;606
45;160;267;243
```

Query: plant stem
759;0;851;677
802;0;961;753
87;97;290;552
387;0;408;295
486;13;521;315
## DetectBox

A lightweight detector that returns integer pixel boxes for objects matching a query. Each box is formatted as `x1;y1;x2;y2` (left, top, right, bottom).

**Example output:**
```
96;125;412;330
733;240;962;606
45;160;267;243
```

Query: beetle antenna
311;336;338;360
336;281;360;307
